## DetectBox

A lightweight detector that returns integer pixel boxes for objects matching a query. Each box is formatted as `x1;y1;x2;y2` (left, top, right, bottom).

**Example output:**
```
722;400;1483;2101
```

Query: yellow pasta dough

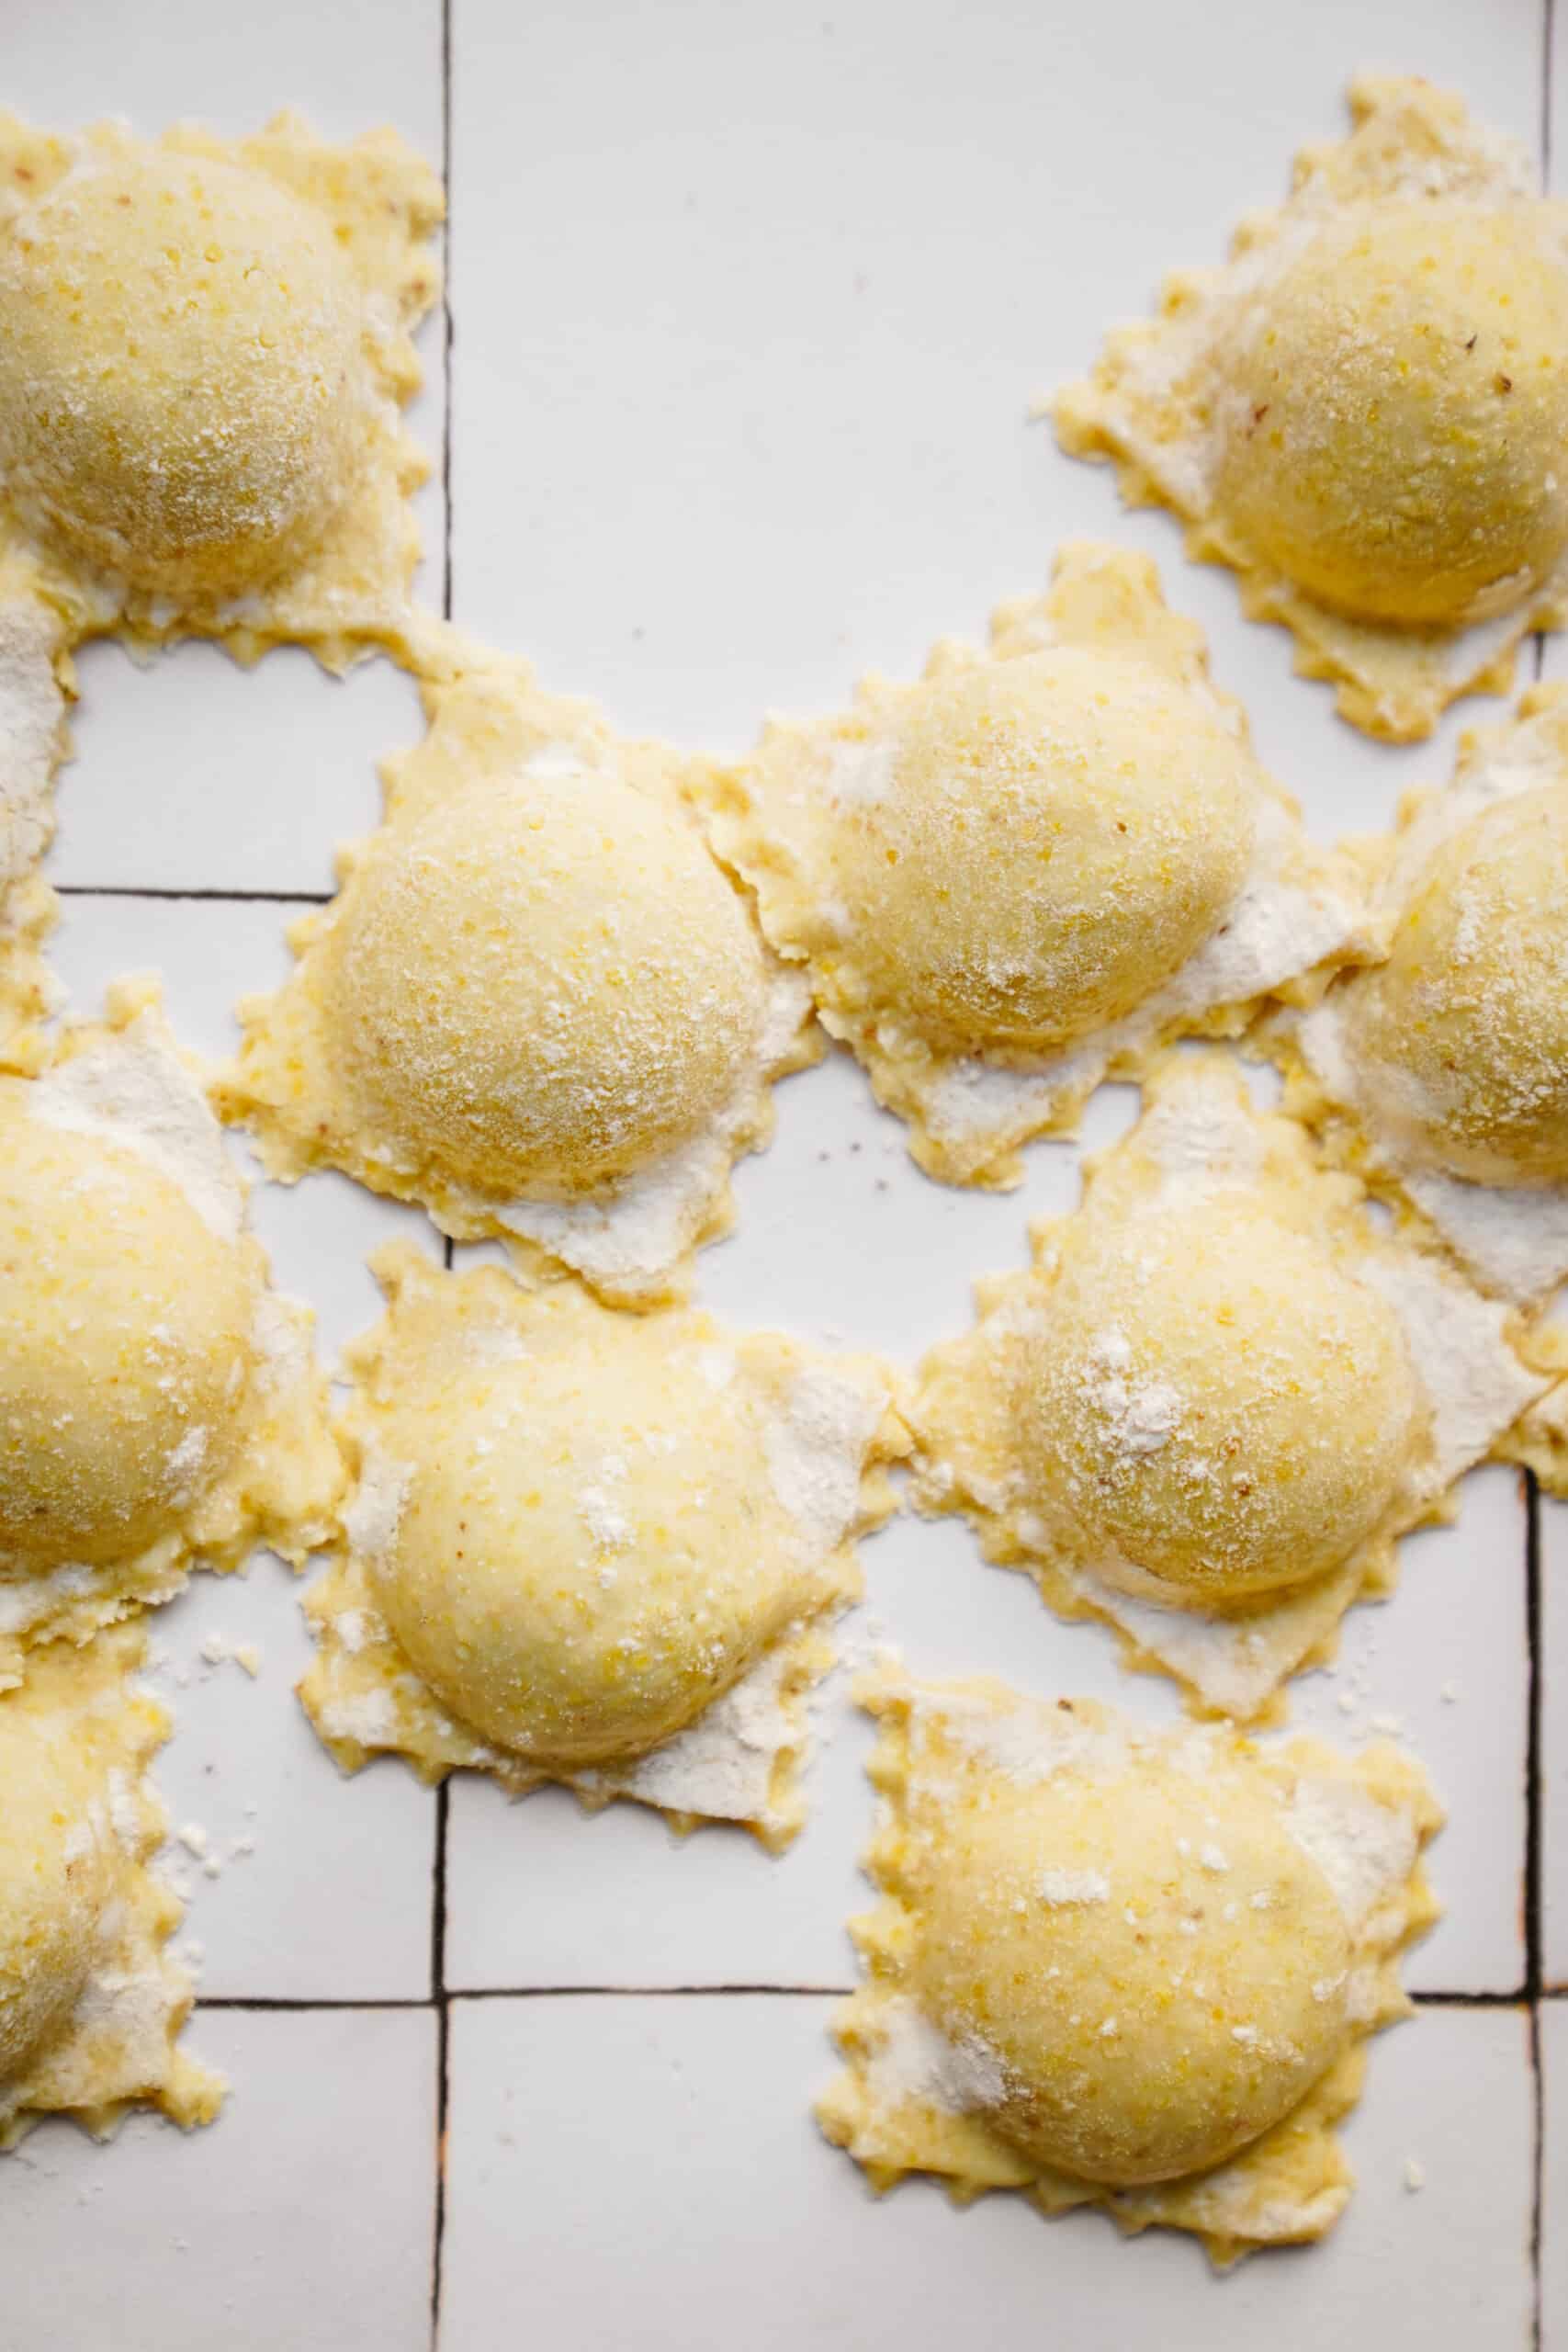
695;543;1365;1185
0;984;341;1684
219;633;818;1305
1287;685;1568;1312
299;1244;907;1847
911;1054;1544;1717
0;1625;222;2148
0;577;72;1077
818;1673;1440;2265
1055;78;1568;739
0;112;441;670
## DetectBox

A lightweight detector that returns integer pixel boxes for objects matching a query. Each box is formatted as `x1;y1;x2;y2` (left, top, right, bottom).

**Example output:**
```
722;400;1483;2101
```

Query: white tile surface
3;2007;438;2352
50;643;424;896
1545;2002;1568;2352
440;1994;1534;2352
1544;1499;1568;1990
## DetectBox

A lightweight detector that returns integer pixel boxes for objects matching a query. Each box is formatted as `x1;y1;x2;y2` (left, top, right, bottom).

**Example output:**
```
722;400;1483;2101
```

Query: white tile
1543;1500;1568;1989
141;1568;436;2003
3;0;446;622
50;644;425;897
451;0;1534;852
439;1994;1533;2352
1287;1466;1530;1997
3;2007;436;2352
1544;2001;1568;2352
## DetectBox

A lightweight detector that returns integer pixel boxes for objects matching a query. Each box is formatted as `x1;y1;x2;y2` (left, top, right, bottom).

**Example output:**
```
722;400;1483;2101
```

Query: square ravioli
0;111;442;673
0;1623;222;2150
817;1671;1440;2267
694;543;1367;1187
909;1053;1545;1719
1282;685;1568;1320
299;1243;908;1850
1055;77;1568;741
217;628;819;1306
0;573;73;1073
0;981;342;1687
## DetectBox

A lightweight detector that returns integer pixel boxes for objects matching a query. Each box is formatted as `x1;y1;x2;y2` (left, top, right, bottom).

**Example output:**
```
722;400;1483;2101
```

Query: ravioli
0;112;441;671
0;1624;222;2149
818;1672;1439;2266
1055;77;1568;741
910;1054;1544;1718
695;544;1366;1186
0;982;341;1685
0;575;72;1073
1286;686;1568;1315
218;634;818;1305
299;1243;907;1849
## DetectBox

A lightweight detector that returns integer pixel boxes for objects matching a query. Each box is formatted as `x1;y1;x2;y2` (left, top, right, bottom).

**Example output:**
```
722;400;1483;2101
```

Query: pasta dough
0;577;72;1075
218;634;818;1305
1288;686;1568;1310
299;1243;907;1848
818;1672;1439;2265
1055;77;1568;740
0;1624;222;2149
0;982;341;1684
0;112;441;671
911;1054;1544;1717
696;543;1365;1185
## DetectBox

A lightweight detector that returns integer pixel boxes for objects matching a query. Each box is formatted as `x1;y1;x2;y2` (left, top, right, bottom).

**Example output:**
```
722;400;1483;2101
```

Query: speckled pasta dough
0;111;442;671
0;982;342;1686
0;1623;223;2149
299;1243;908;1849
0;568;71;1072
818;1672;1439;2267
1284;686;1568;1321
1055;78;1568;741
695;543;1366;1186
217;632;819;1305
910;1054;1544;1719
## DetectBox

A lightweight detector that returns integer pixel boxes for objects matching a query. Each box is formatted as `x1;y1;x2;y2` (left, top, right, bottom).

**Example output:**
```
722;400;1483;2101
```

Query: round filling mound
1214;202;1568;628
1347;781;1568;1185
1020;1202;1421;1599
326;771;768;1199
825;651;1256;1055
365;1327;822;1766
0;1110;254;1566
0;151;365;595
913;1755;1352;2185
0;1725;111;2084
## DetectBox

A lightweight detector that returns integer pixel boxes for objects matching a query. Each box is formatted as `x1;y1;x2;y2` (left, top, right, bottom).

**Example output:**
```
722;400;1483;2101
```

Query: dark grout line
56;886;332;905
1412;1989;1532;2011
1528;1463;1547;2351
197;1996;434;2011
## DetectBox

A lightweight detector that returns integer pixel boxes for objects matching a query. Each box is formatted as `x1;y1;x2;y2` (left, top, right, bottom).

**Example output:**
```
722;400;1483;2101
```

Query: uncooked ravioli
218;633;818;1306
1055;77;1568;740
299;1243;907;1849
818;1672;1440;2265
0;1624;221;2150
0;983;341;1684
0;110;442;668
1288;684;1568;1315
911;1052;1545;1718
695;542;1366;1186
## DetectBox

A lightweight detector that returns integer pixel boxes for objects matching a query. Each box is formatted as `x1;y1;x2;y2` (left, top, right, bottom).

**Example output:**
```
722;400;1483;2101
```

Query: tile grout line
1529;1468;1547;2352
430;7;456;2348
55;886;333;904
